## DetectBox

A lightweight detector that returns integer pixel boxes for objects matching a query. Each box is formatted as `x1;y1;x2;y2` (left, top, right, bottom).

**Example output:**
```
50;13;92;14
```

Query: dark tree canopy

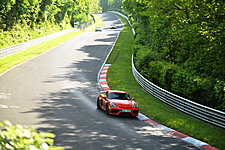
123;0;225;111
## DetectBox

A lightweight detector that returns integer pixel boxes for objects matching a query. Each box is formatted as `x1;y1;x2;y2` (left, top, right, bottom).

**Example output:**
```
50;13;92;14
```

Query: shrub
160;63;177;91
125;0;225;111
214;80;225;111
171;68;219;107
0;120;62;150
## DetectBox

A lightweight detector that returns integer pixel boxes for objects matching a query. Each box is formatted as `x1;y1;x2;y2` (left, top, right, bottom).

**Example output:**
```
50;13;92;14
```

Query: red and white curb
99;64;111;91
137;114;219;150
98;64;219;150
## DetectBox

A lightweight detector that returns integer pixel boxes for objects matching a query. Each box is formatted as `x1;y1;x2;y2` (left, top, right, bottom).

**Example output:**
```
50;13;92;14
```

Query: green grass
0;31;81;74
94;14;104;27
0;14;103;74
106;13;225;150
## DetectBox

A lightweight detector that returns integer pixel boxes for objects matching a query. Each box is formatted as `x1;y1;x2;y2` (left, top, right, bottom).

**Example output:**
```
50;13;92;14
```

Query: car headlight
110;102;117;107
133;103;138;108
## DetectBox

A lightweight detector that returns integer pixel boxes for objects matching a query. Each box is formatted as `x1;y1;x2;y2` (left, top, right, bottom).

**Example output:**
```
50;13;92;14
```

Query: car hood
109;99;135;108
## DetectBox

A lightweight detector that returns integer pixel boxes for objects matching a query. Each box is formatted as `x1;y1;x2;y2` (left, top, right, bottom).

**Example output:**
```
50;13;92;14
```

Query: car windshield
108;93;131;100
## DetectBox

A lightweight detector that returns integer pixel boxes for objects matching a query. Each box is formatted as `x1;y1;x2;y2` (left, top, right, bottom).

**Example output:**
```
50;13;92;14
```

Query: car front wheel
106;104;110;115
97;98;100;109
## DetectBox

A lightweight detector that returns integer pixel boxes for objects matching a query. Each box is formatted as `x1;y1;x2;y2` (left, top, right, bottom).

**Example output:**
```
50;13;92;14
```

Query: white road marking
0;104;8;108
0;104;20;109
0;92;11;99
9;106;21;108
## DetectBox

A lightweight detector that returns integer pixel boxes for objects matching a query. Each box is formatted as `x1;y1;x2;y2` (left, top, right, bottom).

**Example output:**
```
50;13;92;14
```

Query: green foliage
0;0;99;49
123;0;225;111
99;0;109;12
0;22;66;49
107;13;225;149
99;0;123;12
0;120;62;150
108;0;123;11
90;0;101;13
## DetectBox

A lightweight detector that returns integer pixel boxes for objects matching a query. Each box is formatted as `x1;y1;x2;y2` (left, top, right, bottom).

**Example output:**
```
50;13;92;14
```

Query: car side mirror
132;97;135;100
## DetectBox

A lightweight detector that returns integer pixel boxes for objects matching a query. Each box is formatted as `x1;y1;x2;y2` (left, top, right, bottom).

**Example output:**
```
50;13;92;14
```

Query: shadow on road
21;26;197;150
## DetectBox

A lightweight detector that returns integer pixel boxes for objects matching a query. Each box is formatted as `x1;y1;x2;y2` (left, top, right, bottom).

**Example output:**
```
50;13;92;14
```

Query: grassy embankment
0;14;103;74
106;13;225;150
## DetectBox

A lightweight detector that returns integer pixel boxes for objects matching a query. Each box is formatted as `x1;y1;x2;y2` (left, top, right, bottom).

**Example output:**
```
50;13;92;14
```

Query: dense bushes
100;0;123;12
0;120;62;149
124;0;225;111
0;0;99;49
134;45;225;110
0;22;70;49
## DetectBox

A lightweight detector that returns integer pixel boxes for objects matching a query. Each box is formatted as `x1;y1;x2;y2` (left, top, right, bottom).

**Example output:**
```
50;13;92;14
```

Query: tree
123;0;225;111
99;0;108;12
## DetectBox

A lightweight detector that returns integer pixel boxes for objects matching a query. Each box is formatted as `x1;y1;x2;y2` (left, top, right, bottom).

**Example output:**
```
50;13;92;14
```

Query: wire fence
132;55;225;129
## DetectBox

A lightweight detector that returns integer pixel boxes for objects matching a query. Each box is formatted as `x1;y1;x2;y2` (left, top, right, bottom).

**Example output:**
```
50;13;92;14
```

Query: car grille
110;109;119;113
119;107;132;108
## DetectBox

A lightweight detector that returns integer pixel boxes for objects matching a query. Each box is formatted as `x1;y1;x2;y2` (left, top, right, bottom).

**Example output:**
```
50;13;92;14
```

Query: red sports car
97;90;139;116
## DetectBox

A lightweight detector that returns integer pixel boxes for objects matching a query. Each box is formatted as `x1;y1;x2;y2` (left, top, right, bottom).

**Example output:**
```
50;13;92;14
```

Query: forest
99;0;225;111
122;0;225;111
99;0;123;12
0;0;100;49
1;0;224;111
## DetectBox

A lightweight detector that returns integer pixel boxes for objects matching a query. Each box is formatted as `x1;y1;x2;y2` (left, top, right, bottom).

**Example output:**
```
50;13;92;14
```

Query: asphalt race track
0;13;198;150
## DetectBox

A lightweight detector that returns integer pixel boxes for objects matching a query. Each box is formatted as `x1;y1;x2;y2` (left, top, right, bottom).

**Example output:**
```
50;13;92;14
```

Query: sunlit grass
0;31;81;74
106;13;225;150
94;14;103;27
88;14;103;32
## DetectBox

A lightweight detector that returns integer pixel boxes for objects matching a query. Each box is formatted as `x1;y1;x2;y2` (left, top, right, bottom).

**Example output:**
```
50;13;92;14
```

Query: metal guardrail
110;10;225;129
0;16;95;58
132;55;225;129
0;29;75;58
108;11;135;35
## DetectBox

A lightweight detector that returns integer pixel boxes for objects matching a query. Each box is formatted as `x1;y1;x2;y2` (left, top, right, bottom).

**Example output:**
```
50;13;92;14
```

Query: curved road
0;13;197;150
